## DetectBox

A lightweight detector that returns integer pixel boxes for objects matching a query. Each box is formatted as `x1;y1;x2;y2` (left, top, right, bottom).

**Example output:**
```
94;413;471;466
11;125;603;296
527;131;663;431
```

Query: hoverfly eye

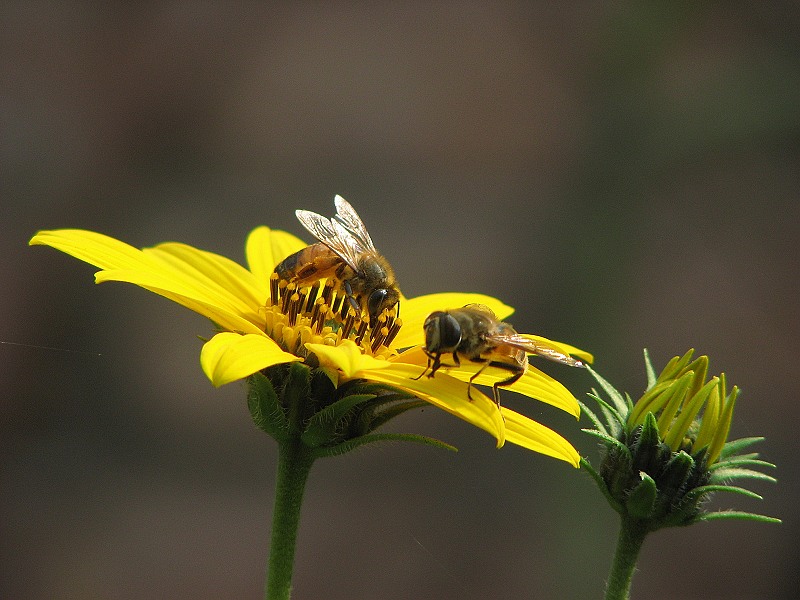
425;312;461;351
423;312;443;349
439;314;462;349
367;288;389;319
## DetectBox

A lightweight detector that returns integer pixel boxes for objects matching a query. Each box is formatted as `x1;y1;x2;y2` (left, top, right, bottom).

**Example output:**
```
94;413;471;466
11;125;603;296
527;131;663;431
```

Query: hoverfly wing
486;333;585;368
333;195;377;252
532;346;585;368
295;209;360;271
461;303;498;319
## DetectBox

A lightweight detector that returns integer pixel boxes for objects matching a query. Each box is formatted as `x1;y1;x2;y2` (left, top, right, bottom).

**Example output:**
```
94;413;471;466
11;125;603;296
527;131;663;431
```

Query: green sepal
580;457;624;513
361;397;427;432
718;436;765;460
308;367;338;410
314;366;340;391
710;457;775;471
654;451;696;523
311;432;458;459
626;472;657;520
582;427;630;453
586;391;626;438
660;450;695;492
282;362;312;433
603;444;635;503
579;399;607;435
301;393;377;448
337;379;407;398
247;371;289;442
709;467;777;485
697;511;782;524
643;348;657;389
631;412;665;475
586;365;629;416
685;484;764;503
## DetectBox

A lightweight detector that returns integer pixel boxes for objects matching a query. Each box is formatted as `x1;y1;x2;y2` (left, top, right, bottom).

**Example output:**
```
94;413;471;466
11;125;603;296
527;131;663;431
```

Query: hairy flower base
30;225;591;465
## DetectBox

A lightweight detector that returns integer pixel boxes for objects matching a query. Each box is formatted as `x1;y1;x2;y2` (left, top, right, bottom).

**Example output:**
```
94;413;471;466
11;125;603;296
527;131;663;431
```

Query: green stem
604;518;648;600
265;441;315;600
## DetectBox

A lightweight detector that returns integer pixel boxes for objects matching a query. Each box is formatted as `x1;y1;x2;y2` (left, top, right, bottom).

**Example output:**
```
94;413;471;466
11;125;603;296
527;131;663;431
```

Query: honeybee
419;304;584;406
273;195;400;324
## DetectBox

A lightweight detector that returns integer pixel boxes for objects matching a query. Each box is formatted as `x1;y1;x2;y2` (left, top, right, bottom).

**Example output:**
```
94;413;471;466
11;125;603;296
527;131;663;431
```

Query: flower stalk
604;518;647;600
266;440;314;600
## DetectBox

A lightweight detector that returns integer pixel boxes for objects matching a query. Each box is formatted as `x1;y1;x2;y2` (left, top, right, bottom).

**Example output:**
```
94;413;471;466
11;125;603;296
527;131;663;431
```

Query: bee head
423;311;462;353
367;288;400;323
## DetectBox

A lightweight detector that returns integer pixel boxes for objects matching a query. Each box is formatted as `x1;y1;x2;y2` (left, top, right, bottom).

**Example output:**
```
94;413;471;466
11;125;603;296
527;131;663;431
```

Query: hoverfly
419;304;584;406
273;195;400;325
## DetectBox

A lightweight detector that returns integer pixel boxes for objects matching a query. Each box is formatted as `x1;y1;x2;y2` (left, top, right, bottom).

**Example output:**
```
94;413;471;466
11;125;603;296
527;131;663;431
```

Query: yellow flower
30;226;587;465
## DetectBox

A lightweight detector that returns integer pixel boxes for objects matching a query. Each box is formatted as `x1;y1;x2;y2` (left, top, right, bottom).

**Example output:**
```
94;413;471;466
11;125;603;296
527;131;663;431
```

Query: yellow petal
245;227;309;281
30;229;158;271
305;341;505;446
359;362;506;448
393;347;580;417
200;332;301;387
95;269;265;334
31;229;267;331
512;367;580;417
305;340;391;378
146;243;265;311
392;293;515;350
501;408;581;467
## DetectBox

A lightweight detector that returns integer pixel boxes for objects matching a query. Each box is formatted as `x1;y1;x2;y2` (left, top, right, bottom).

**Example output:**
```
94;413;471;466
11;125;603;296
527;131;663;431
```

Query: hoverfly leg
414;350;461;382
467;360;491;403
486;360;525;409
413;350;437;381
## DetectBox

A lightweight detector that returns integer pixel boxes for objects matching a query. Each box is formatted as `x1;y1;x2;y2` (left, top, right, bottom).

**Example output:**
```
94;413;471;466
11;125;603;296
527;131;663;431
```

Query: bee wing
486;333;585;368
295;209;362;271
333;195;377;252
331;218;370;270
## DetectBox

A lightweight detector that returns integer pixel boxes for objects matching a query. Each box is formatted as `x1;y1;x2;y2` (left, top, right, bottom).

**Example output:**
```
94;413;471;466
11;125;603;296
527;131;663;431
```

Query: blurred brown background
2;2;798;598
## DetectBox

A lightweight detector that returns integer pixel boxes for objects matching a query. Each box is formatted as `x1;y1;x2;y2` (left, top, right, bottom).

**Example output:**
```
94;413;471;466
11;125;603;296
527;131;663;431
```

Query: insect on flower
419;304;585;407
272;196;401;327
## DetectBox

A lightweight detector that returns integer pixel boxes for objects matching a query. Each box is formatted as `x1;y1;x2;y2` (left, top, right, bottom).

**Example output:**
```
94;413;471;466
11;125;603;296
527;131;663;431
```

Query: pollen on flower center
264;274;402;360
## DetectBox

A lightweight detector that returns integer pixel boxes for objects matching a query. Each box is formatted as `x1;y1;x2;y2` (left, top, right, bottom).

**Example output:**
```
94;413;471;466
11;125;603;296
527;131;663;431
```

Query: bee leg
343;280;361;316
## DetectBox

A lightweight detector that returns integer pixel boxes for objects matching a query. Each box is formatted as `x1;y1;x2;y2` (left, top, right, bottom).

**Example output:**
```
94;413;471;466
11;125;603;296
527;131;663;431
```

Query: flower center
264;274;402;359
